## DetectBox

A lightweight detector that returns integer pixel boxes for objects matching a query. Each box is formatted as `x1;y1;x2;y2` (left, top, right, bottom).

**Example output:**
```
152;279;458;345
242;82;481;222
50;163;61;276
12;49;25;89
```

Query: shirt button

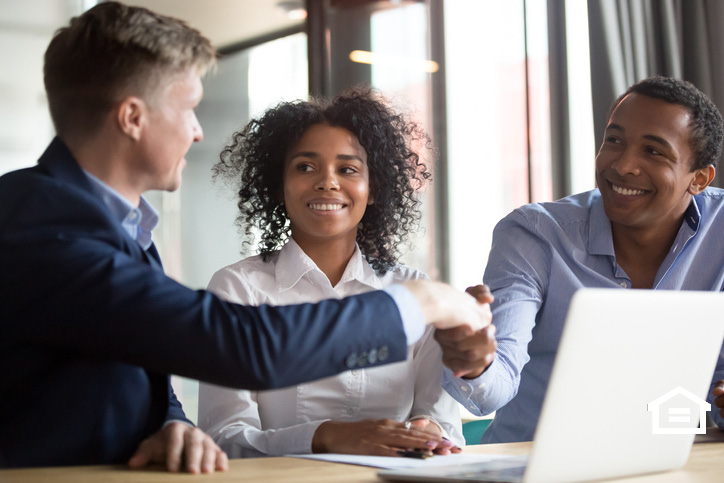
358;351;368;367
469;405;477;410
368;348;377;364
345;353;357;368
378;346;389;361
478;383;486;389
619;282;627;288
460;385;469;392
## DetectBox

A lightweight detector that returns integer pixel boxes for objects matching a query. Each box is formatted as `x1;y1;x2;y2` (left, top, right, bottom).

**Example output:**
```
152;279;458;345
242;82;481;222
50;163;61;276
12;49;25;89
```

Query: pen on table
397;449;432;459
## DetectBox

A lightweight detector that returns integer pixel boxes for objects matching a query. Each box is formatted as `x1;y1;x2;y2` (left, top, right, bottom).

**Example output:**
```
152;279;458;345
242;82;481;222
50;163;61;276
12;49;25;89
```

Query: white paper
289;452;526;469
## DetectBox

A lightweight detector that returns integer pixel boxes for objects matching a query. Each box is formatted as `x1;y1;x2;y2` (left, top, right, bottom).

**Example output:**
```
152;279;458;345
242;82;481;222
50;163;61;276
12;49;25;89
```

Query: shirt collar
82;170;159;250
684;196;701;230
275;238;384;293
587;190;701;256
588;193;615;256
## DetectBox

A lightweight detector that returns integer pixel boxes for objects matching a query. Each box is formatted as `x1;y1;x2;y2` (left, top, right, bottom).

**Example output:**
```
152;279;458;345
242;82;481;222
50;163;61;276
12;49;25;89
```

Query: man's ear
117;96;146;141
688;165;716;195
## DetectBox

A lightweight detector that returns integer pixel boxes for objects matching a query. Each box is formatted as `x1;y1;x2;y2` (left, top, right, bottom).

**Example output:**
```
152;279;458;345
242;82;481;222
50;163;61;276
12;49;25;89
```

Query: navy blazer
0;138;407;467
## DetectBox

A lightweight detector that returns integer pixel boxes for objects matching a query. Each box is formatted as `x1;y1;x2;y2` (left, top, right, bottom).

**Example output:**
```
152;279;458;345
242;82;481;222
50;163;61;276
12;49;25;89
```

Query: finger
128;439;155;469
465;285;494;304
408;419;430;430
713;381;724;395
434;326;475;344
396;420;439;437
437;326;496;352
383;428;441;451
165;424;185;473
216;449;229;472
714;394;724;408
408;419;442;438
440;293;491;331
183;428;206;474
200;439;219;474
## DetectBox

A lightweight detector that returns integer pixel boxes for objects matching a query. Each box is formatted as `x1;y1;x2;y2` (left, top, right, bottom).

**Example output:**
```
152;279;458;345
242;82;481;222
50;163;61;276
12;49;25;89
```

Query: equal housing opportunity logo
647;386;710;435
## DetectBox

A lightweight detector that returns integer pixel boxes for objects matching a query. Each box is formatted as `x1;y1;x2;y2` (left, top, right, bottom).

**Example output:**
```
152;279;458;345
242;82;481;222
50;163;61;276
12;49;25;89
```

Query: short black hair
609;76;723;170
214;86;432;274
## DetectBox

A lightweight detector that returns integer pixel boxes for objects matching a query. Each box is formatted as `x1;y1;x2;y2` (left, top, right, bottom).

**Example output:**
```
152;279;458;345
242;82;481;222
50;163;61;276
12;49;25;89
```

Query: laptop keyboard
447;464;527;481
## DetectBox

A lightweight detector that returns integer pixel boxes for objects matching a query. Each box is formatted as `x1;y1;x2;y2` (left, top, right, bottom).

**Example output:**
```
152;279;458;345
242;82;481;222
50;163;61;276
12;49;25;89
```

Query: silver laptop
379;288;724;483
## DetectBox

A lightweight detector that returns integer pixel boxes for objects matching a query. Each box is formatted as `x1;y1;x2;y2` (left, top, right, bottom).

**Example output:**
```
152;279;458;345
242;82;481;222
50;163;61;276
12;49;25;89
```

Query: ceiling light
277;0;307;20
349;50;439;73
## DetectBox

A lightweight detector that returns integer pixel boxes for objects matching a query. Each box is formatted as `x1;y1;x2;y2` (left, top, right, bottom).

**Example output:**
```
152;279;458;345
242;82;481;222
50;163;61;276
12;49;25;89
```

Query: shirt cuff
383;284;426;345
163;419;194;428
442;365;494;417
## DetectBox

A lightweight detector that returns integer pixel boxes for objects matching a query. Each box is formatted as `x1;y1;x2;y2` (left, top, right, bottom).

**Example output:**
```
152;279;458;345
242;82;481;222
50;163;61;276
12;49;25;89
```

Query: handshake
402;281;498;379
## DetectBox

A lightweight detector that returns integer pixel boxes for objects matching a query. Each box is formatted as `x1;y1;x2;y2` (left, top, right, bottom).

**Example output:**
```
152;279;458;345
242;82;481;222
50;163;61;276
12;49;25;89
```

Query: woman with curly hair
198;87;464;458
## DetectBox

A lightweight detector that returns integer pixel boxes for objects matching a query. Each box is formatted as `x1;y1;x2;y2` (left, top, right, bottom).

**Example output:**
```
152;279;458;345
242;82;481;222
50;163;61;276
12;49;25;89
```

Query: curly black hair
214;86;432;274
609;76;724;170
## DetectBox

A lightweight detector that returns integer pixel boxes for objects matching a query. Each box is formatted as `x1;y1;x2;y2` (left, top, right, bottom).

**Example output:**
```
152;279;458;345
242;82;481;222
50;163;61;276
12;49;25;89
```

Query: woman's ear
688;165;716;195
116;96;146;141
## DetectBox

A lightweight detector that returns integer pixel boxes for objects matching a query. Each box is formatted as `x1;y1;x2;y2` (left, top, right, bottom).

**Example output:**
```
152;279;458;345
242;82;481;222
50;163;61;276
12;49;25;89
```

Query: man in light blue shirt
438;76;724;443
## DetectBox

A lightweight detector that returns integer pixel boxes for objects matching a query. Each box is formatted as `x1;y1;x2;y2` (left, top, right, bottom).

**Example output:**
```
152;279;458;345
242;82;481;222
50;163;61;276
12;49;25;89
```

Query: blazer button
345;352;357;368
368;348;378;364
378;346;389;361
358;351;368;367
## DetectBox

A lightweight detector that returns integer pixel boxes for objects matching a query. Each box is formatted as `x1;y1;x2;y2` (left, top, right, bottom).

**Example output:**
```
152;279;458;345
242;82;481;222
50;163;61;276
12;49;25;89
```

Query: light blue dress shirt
82;170;159;249
443;188;724;443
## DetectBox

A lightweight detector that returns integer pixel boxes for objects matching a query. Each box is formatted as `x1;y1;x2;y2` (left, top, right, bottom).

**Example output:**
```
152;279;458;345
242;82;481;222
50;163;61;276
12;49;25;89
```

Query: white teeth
309;203;343;211
612;184;645;196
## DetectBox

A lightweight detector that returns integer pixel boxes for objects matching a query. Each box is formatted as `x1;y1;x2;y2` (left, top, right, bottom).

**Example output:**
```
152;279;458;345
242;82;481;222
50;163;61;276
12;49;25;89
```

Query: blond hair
44;1;216;141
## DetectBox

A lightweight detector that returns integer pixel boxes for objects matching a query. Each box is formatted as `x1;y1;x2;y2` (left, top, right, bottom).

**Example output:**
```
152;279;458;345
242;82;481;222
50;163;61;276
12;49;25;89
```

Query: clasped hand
435;285;498;379
311;418;460;456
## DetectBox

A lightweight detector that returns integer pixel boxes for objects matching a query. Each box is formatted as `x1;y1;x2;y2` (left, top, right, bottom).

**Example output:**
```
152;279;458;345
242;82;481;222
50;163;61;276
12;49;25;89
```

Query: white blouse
198;239;464;457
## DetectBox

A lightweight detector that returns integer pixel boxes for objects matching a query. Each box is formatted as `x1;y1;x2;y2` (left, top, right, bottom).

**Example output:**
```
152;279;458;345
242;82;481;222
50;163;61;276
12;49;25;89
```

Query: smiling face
134;69;204;194
595;93;712;236
283;123;372;248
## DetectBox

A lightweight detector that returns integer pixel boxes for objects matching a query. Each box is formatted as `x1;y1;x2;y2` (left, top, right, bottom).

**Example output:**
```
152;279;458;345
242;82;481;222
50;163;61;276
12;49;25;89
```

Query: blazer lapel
40;137;163;272
143;243;164;273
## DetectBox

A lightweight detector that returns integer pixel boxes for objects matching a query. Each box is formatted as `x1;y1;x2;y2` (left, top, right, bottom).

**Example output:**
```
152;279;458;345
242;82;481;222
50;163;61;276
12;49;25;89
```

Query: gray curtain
588;0;724;186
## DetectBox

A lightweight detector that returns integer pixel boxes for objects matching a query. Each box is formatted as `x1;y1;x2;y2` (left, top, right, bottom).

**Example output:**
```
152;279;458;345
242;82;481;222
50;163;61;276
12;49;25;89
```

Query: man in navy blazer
0;2;493;473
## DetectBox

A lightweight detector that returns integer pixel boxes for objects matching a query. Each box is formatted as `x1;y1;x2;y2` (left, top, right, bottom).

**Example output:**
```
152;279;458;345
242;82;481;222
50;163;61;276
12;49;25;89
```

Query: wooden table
3;429;724;482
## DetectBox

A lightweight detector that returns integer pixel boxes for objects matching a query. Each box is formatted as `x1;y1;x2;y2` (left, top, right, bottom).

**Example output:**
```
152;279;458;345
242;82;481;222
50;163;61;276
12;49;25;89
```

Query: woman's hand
407;417;461;455
311;419;455;456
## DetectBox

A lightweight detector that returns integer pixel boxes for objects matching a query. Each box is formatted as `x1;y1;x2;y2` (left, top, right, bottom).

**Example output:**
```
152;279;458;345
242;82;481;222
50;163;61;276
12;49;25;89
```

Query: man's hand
465;284;495;305
713;380;724;417
402;280;492;332
311;419;457;456
435;285;497;379
128;422;229;474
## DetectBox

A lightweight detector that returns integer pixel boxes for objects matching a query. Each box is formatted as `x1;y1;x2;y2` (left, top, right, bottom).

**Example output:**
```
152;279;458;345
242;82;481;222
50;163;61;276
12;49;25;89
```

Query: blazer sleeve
0;171;409;391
